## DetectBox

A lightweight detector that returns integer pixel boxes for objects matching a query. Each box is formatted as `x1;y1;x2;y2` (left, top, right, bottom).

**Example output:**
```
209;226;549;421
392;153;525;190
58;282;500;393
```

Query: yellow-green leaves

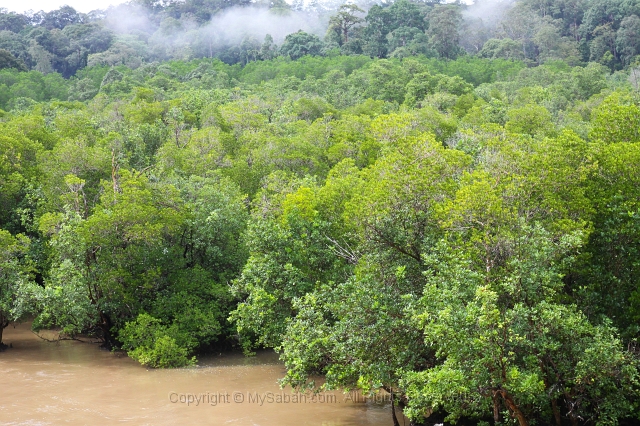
505;104;555;137
591;93;640;143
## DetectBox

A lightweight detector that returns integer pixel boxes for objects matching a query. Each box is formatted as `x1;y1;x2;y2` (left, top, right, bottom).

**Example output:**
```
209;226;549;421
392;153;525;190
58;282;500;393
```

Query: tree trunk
390;390;400;426
498;390;529;426
0;312;8;347
493;391;501;424
552;399;562;426
111;149;120;196
99;312;117;349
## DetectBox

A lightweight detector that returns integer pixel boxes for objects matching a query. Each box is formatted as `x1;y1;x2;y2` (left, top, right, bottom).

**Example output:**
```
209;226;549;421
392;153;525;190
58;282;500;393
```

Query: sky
0;0;477;15
0;0;128;14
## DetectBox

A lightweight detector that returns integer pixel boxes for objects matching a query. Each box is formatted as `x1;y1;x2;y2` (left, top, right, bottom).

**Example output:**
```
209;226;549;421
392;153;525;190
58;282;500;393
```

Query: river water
0;323;402;426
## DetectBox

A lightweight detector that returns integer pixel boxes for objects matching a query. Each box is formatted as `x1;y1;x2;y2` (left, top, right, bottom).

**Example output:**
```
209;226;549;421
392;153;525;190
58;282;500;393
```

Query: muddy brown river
0;323;404;426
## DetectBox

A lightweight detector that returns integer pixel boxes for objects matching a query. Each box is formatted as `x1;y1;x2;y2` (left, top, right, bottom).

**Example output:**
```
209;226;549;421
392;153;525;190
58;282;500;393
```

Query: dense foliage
2;0;640;425
2;0;640;80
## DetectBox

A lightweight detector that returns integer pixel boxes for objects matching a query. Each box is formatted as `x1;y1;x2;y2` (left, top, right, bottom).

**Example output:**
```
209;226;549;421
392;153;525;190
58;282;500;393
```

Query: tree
41;6;83;30
348;60;412;104
327;4;364;46
0;10;29;33
499;3;542;60
404;225;637;426
590;93;640;143
534;20;580;63
361;4;393;58
404;71;472;107
119;313;196;368
0;48;26;71
0;230;32;346
28;40;54;74
360;0;429;59
505;104;555;137
280;136;470;426
575;139;640;339
427;6;463;59
230;169;355;350
398;128;634;424
387;26;429;56
239;36;261;65
279;31;324;60
479;38;525;60
0;131;43;232
590;23;617;66
38;171;184;347
616;15;640;65
259;34;277;61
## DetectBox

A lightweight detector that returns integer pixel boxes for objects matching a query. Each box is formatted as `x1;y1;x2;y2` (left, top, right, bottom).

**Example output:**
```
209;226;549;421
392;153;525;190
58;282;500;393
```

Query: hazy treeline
2;0;640;79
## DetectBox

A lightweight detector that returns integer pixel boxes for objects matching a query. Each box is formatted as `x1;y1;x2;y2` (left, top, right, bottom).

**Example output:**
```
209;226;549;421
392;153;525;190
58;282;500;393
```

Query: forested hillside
1;0;640;78
2;0;640;425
